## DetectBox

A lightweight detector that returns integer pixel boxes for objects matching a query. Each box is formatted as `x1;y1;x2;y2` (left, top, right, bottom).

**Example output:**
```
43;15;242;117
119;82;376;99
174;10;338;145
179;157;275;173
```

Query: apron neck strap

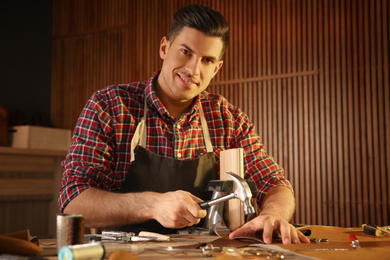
130;100;148;162
140;100;148;147
198;102;213;153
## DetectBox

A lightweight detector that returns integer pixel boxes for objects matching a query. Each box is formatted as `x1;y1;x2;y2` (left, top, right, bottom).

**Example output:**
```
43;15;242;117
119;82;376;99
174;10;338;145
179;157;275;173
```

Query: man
59;5;309;244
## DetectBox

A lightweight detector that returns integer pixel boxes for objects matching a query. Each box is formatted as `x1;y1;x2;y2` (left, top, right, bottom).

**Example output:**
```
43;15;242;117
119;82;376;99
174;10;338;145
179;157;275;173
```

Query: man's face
157;27;224;106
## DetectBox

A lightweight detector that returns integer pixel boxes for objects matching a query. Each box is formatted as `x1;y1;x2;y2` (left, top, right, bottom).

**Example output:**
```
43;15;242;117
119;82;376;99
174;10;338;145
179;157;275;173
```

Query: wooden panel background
51;0;389;227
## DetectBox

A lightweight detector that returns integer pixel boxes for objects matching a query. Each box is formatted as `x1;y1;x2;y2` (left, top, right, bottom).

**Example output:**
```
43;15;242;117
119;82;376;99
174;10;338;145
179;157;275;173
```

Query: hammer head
225;172;255;215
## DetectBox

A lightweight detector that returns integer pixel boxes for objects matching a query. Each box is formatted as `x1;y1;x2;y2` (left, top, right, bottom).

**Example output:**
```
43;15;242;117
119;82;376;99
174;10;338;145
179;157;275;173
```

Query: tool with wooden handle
137;231;194;242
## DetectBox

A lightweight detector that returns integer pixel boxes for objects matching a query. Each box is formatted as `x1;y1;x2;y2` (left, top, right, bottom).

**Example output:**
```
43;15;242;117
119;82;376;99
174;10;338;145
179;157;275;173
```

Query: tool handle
138;231;170;241
199;201;210;209
199;193;236;209
368;223;390;234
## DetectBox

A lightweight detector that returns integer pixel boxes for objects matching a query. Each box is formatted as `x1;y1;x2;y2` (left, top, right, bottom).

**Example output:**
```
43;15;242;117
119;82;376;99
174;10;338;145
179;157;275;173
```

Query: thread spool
57;214;85;253
58;242;105;260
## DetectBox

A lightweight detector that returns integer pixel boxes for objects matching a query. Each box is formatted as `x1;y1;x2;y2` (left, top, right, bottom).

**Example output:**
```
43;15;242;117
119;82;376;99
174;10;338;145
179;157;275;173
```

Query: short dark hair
168;5;229;60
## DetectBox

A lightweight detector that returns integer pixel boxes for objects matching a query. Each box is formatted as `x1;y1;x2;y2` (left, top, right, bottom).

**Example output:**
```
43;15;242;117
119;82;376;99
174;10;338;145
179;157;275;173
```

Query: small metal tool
84;231;157;243
309;238;329;244
202;180;233;233
349;234;361;249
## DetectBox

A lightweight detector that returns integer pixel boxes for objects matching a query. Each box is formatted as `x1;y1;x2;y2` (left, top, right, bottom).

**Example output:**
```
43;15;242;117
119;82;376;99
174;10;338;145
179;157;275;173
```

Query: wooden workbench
31;225;390;260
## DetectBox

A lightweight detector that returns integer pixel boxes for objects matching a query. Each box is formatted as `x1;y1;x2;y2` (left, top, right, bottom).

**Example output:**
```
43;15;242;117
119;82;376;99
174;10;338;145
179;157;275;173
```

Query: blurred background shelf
0;147;66;238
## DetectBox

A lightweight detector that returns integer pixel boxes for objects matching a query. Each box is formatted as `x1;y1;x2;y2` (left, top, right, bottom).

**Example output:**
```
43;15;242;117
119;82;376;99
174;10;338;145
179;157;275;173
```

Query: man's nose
185;57;201;75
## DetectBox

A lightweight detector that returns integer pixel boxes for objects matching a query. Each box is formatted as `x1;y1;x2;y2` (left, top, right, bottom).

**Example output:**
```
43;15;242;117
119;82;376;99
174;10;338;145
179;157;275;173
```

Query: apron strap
130;101;148;162
198;102;213;153
140;100;148;148
131;98;213;161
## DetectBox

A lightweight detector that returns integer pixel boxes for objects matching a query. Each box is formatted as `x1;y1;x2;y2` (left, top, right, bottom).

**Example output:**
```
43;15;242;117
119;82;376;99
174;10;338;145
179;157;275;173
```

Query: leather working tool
201;174;257;234
309;238;329;243
202;179;233;233
349;234;361;248
83;231;156;243
198;172;255;215
362;223;390;236
137;231;194;242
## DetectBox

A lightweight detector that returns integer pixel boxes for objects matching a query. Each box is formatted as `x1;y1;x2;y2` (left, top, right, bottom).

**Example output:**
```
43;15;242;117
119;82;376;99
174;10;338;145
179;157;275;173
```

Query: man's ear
160;36;169;59
213;60;224;76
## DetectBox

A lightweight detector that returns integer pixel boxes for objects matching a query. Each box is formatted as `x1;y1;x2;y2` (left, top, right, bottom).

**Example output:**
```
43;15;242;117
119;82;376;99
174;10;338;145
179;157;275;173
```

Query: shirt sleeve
58;93;120;212
229;107;293;208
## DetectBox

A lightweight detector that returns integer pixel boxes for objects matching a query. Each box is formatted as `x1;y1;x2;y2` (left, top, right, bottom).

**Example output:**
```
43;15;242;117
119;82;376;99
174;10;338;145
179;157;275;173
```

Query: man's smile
177;73;199;86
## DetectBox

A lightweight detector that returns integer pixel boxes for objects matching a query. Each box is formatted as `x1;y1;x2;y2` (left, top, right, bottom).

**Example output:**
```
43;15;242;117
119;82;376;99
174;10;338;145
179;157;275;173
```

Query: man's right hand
152;190;207;229
63;188;206;229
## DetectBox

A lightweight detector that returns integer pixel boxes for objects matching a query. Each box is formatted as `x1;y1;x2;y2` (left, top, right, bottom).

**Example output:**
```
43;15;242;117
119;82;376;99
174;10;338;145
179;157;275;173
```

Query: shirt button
177;153;182;158
176;124;181;130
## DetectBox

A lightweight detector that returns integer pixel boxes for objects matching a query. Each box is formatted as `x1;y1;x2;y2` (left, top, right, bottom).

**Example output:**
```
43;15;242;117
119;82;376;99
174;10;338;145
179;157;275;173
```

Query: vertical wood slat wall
51;0;390;227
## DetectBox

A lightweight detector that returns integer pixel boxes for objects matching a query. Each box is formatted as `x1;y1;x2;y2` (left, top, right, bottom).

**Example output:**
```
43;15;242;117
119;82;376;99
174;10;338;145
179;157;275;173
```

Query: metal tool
199;172;255;215
349;234;361;248
84;231;157;243
309;238;329;243
202;179;233;233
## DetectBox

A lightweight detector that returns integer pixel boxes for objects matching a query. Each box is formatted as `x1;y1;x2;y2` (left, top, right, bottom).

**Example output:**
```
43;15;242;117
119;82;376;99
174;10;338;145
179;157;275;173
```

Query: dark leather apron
117;99;218;234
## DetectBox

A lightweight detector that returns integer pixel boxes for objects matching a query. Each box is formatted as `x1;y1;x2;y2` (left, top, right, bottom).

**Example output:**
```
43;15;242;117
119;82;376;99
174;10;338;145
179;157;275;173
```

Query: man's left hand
229;214;310;244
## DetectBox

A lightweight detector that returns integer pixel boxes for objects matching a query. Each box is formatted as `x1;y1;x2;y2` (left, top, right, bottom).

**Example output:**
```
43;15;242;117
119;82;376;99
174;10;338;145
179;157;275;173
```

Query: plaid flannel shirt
59;70;292;212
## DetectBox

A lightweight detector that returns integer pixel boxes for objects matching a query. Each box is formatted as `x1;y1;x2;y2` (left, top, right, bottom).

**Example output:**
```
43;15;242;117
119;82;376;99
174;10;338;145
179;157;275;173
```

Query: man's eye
204;58;214;64
181;49;190;55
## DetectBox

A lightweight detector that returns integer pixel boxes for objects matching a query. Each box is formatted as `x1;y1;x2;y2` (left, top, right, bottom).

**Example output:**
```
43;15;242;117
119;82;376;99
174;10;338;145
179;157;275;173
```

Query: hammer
199;172;255;215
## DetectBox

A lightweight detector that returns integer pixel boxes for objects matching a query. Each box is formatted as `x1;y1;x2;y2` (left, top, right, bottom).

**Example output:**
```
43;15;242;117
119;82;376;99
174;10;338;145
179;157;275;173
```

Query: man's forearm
63;188;155;228
259;186;295;221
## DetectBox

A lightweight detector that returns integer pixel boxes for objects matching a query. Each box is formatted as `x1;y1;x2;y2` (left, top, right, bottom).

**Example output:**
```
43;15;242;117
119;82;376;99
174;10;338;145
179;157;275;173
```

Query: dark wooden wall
51;0;390;227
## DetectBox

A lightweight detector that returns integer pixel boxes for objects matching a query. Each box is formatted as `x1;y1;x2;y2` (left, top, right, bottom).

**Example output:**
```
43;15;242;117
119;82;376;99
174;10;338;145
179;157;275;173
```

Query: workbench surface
26;225;390;259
